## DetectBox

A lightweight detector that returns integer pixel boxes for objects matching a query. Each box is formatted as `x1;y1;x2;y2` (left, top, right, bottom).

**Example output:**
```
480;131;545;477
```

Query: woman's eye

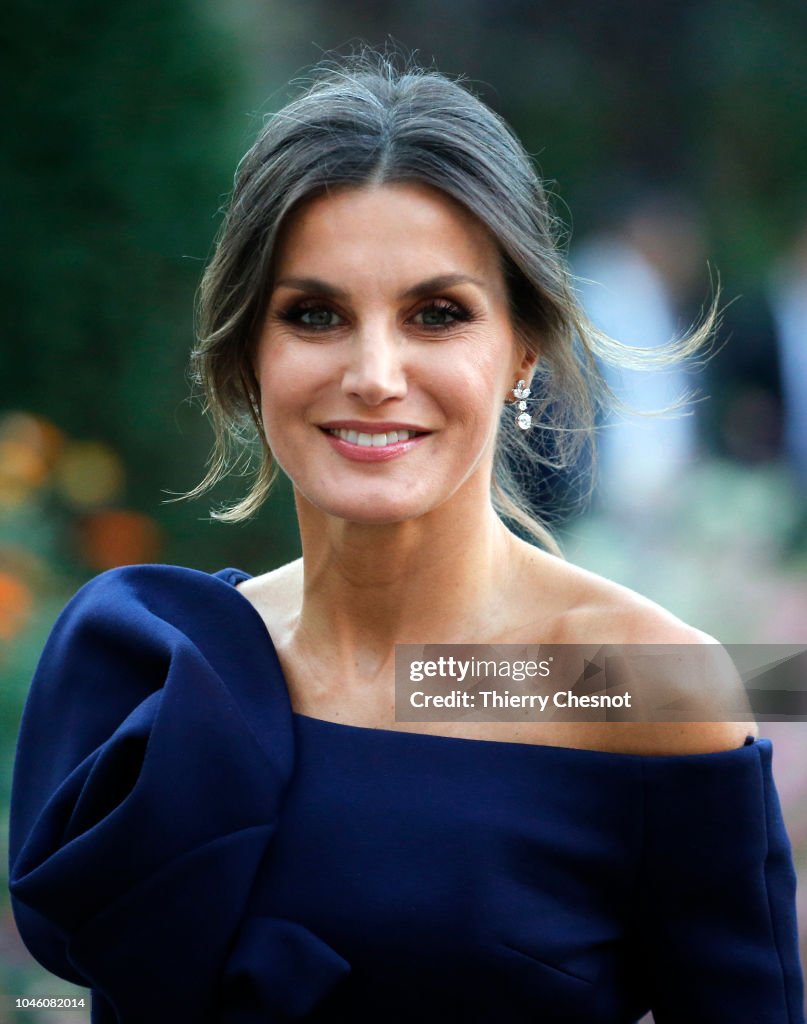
278;298;470;332
276;301;344;329
296;305;343;329
413;302;468;329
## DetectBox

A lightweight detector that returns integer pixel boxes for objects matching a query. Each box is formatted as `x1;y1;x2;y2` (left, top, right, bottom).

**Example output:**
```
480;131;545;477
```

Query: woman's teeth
327;428;419;447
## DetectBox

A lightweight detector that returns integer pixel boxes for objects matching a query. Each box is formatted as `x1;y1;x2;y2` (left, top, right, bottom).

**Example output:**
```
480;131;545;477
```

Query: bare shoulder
537;557;758;755
234;558;303;643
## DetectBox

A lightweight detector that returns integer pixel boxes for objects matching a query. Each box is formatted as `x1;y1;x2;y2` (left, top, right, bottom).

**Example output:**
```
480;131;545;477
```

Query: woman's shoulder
64;561;250;611
529;553;758;756
550;560;702;644
64;561;221;603
231;559;303;646
43;561;274;670
521;544;704;645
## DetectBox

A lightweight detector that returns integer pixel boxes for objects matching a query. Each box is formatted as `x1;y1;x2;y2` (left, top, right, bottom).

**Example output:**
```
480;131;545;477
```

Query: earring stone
513;380;532;430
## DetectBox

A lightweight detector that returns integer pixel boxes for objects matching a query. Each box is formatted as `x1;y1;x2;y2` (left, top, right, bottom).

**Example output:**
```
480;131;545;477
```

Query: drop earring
512;379;532;430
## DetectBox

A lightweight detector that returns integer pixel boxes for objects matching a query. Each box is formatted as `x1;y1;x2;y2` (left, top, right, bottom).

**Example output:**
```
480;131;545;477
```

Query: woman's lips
321;427;430;462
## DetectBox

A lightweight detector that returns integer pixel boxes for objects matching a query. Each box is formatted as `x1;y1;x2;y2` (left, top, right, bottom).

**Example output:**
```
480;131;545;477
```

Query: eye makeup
272;297;478;333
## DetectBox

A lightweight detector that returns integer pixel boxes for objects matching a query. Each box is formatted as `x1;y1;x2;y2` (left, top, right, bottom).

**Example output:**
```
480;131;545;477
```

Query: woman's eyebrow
272;272;487;299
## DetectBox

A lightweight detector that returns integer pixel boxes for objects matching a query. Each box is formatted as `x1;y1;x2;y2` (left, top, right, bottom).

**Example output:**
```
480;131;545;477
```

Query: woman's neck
291;490;525;671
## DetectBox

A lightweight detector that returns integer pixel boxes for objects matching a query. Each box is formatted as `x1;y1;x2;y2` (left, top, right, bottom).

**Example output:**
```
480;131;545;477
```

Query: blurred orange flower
55;441;125;509
76;509;163;571
0;571;34;643
0;412;65;509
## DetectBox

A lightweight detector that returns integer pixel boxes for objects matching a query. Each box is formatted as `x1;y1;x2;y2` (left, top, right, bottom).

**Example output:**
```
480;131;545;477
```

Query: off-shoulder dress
8;564;805;1023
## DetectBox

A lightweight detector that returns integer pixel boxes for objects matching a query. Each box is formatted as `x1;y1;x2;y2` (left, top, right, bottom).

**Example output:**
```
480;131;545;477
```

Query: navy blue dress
8;564;805;1023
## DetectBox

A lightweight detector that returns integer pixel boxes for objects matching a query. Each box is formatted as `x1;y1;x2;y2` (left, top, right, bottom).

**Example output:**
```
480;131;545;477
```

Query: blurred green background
2;0;806;1018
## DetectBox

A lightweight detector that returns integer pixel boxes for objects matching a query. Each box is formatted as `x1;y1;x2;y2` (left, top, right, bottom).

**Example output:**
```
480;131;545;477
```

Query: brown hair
175;46;716;556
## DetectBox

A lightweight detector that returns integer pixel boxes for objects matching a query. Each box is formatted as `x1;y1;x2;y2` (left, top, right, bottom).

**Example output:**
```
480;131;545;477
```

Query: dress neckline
291;709;759;761
212;565;760;761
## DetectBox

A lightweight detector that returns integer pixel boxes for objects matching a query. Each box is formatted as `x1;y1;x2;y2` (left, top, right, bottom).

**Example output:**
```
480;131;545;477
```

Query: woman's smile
318;417;433;462
321;425;432;462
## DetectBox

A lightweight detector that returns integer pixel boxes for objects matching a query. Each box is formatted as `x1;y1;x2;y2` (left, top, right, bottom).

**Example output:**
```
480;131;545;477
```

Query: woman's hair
178;46;716;556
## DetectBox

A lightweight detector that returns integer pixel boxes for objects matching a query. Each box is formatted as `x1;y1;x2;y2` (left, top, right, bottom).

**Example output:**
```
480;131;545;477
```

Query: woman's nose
341;329;407;405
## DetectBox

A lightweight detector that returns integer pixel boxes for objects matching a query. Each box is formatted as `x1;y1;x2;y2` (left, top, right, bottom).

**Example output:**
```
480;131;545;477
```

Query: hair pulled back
181;47;714;555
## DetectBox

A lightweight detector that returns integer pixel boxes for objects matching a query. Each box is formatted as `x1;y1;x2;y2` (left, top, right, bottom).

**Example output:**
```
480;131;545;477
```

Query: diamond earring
512;379;532;430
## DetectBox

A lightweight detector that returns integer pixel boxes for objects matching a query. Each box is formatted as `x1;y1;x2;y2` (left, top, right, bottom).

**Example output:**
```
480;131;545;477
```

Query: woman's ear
515;342;540;382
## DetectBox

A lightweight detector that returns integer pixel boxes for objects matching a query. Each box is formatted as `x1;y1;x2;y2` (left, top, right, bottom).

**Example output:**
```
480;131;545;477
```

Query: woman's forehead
271;182;504;290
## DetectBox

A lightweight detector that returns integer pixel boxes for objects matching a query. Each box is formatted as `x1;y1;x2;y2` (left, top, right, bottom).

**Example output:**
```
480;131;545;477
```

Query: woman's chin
303;492;435;527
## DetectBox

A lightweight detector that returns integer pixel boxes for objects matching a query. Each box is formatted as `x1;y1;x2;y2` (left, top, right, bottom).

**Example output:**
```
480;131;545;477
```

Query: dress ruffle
9;564;350;1022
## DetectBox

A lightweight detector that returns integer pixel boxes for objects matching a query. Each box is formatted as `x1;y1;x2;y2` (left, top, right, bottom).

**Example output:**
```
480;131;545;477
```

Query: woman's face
255;181;535;525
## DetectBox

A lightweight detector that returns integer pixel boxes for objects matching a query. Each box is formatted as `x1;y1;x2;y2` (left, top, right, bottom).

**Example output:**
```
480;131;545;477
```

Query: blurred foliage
1;0;300;578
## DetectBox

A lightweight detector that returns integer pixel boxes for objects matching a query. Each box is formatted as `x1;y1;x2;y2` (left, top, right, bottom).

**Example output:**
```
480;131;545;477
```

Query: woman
9;50;804;1023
